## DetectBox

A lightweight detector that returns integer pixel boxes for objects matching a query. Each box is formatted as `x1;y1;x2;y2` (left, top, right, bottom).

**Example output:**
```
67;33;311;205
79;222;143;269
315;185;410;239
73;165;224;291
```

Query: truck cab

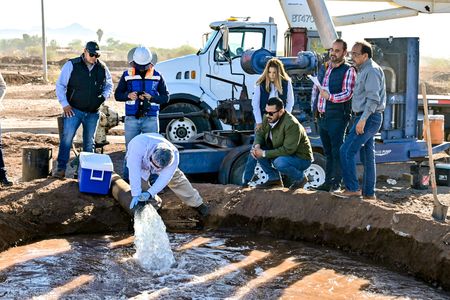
155;18;278;142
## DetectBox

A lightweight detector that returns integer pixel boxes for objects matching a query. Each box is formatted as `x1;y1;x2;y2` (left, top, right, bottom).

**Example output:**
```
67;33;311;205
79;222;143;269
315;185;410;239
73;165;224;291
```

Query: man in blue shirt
335;41;386;199
53;41;113;179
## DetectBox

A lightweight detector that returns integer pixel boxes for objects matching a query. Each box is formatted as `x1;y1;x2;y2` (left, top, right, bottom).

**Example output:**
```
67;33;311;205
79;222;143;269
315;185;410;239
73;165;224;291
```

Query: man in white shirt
127;133;209;216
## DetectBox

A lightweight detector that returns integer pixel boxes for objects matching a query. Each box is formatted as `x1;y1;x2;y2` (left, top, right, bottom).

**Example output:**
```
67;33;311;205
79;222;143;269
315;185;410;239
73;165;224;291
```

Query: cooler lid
79;152;114;172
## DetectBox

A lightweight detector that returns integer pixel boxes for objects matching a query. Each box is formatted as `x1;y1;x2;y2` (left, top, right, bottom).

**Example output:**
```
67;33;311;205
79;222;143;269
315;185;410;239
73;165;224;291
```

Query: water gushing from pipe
133;205;175;270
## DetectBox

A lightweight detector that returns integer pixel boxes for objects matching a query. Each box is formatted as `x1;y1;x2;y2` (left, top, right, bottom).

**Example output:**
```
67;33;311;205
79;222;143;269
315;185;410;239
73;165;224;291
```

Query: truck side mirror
220;26;229;53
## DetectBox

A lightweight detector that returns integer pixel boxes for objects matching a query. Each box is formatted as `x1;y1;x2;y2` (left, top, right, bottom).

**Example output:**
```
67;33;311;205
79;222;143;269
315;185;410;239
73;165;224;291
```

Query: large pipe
306;0;338;49
381;66;397;129
111;173;133;216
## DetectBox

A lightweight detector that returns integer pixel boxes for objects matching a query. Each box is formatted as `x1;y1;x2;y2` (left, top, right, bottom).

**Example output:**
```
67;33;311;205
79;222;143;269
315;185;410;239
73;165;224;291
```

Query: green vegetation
421;56;450;69
0;35;197;62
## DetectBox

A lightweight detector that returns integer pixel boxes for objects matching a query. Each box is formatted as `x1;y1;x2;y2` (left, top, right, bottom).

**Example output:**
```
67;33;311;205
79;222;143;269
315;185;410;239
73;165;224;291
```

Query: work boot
194;203;210;217
0;177;13;187
52;169;66;180
255;179;284;189
330;183;342;193
289;177;308;190
242;181;255;188
312;183;331;192
242;174;258;188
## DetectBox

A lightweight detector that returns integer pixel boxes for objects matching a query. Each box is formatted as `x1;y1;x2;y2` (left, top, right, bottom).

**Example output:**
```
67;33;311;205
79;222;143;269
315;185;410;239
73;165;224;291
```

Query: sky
0;0;449;58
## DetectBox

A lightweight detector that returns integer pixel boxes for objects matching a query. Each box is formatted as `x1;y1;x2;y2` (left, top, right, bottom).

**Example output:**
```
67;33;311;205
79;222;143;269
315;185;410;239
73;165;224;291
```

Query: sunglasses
88;52;100;58
265;109;280;116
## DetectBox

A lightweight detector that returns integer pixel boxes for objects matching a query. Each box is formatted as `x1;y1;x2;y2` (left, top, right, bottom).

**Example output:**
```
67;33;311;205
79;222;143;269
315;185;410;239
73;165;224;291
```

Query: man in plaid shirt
311;39;356;192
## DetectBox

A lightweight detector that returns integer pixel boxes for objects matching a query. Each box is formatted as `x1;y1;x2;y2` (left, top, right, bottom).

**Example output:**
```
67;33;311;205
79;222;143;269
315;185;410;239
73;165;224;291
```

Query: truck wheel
220;149;270;186
218;145;252;185
228;152;249;185
160;103;211;142
304;152;326;189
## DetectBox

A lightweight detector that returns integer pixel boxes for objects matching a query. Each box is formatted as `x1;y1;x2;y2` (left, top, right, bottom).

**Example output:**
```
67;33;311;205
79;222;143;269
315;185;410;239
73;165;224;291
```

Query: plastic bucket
423;115;445;144
22;147;53;181
410;165;429;190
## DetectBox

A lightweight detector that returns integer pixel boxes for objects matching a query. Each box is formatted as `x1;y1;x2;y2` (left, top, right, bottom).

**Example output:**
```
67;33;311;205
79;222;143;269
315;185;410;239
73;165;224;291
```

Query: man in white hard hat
115;46;169;182
127;133;209;217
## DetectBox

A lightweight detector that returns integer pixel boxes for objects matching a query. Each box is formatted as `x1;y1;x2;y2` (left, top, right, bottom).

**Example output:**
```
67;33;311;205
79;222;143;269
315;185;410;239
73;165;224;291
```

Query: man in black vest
311;39;356;192
53;41;113;179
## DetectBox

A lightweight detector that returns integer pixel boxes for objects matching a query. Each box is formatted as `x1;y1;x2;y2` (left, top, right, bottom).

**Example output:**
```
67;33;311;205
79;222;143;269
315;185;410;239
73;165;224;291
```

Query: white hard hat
127;47;137;64
133;46;153;65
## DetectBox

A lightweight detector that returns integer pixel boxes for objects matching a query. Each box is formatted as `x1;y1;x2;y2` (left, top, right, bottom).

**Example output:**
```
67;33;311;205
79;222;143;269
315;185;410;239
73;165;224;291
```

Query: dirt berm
0;180;449;290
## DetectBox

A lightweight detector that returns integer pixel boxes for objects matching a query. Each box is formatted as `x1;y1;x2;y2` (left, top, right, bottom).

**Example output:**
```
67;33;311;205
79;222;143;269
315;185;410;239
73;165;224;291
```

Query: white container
78;152;114;194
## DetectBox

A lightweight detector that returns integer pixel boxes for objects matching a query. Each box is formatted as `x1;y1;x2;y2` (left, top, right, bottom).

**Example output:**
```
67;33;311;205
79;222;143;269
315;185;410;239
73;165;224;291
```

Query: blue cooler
79;152;114;194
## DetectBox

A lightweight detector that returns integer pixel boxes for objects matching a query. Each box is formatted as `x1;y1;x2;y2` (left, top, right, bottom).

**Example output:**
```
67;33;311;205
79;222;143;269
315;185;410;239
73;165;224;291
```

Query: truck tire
160;102;211;142
218;145;252;185
304;152;326;189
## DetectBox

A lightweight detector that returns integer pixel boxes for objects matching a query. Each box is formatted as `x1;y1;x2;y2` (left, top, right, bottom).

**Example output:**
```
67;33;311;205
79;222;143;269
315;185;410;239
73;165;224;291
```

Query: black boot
0;177;13;187
312;183;331;192
194;203;210;217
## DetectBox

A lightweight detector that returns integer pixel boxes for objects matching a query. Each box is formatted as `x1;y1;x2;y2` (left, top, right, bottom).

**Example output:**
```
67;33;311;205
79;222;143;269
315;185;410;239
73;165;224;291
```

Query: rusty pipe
111;173;133;216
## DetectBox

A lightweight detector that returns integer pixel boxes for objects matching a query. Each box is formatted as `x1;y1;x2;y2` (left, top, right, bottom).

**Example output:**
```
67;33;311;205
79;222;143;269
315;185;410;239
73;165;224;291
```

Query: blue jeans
340;113;382;196
243;154;257;183
257;155;312;183
123;116;159;181
318;114;349;186
57;108;100;170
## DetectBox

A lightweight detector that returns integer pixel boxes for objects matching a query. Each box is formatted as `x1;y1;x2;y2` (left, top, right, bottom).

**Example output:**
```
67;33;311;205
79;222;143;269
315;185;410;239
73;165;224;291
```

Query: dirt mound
423;81;450;95
2;72;46;85
0;56;43;65
0;178;130;251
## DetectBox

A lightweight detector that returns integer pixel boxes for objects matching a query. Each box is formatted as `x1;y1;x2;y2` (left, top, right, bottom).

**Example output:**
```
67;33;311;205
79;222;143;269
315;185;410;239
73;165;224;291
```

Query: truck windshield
199;31;218;55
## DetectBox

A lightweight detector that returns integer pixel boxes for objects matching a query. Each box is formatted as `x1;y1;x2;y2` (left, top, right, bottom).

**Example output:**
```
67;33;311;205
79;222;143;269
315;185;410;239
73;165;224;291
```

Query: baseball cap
85;41;101;55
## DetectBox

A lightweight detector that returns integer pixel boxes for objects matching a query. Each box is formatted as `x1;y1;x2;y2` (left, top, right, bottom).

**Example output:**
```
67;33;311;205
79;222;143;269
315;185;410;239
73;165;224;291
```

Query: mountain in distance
0;23;98;45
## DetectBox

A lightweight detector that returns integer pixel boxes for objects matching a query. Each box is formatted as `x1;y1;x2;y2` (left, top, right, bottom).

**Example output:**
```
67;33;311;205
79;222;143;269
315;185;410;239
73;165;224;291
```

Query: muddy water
0;233;448;300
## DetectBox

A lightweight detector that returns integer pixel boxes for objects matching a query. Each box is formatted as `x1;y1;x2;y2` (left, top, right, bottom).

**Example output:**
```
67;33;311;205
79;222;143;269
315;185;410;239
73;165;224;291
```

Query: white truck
155;17;280;142
156;0;450;143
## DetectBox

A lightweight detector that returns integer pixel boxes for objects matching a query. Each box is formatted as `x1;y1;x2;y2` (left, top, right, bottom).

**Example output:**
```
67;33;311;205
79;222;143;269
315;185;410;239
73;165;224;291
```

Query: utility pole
41;0;48;83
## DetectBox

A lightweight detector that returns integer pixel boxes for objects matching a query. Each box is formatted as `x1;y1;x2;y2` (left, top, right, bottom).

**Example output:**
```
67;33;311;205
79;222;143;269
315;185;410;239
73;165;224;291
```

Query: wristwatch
262;150;266;158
